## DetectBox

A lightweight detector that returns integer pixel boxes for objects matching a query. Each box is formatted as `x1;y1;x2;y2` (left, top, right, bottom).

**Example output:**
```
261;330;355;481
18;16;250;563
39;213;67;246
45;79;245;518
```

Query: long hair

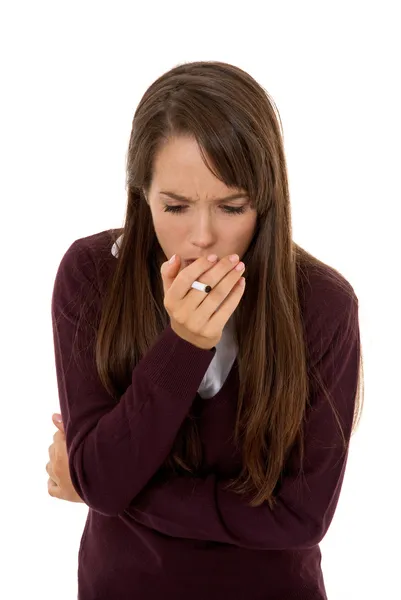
93;61;364;508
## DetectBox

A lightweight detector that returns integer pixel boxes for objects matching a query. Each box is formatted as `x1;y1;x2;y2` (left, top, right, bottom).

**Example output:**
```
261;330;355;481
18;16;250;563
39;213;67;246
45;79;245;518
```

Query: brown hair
94;61;364;508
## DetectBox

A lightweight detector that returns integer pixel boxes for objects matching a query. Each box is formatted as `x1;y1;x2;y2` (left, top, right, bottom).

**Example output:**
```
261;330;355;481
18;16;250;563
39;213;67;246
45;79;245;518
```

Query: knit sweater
51;229;361;600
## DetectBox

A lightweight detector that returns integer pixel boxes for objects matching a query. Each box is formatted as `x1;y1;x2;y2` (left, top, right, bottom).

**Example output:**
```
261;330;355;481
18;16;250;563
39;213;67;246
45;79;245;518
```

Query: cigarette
191;280;212;293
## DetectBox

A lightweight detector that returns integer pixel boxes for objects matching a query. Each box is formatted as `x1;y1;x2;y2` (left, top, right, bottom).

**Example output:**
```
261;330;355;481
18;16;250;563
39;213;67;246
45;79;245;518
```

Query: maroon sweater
51;230;360;600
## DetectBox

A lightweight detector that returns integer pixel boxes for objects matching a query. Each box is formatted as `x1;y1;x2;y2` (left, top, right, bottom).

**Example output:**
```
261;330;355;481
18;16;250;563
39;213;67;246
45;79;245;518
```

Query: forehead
158;190;248;204
152;136;246;199
153;137;215;182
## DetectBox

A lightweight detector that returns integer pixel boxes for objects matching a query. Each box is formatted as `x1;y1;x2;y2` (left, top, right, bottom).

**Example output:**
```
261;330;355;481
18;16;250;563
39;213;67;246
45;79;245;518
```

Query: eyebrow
159;191;248;203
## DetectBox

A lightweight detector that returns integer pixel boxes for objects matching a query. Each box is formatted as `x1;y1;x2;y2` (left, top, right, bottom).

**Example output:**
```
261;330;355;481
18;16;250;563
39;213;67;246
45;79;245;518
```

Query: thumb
52;413;65;432
160;254;181;293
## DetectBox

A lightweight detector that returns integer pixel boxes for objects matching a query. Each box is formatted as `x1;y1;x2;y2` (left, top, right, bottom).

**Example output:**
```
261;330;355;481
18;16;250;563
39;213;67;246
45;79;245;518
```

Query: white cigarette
191;280;212;293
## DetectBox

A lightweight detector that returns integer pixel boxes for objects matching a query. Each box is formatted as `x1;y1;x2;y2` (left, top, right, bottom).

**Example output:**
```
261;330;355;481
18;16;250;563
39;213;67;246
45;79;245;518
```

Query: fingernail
169;254;176;264
54;414;62;423
207;254;218;262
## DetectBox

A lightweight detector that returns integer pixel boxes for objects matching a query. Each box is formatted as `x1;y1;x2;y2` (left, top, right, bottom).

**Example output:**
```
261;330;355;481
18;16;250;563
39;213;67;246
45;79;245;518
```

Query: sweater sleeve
51;238;216;517
124;297;361;550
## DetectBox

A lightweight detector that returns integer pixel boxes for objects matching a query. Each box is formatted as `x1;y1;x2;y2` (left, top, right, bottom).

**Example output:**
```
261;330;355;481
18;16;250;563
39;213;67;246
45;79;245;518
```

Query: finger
160;254;182;295
46;461;58;485
48;478;61;498
169;255;242;319
203;276;246;334
53;430;65;442
52;414;65;432
163;255;219;309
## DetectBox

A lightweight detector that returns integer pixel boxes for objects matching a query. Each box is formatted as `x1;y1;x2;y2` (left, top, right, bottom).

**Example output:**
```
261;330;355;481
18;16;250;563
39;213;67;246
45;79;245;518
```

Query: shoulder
295;247;359;363
297;249;358;320
58;227;121;266
52;228;122;308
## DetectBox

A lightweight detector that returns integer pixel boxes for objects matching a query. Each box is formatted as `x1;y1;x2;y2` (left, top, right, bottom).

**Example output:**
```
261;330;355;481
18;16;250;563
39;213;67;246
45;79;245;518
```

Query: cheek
151;216;187;259
153;214;186;239
236;215;257;241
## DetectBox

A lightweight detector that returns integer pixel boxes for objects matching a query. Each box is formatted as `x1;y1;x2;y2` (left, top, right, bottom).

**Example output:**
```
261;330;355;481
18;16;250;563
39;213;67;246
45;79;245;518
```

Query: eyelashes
163;205;246;216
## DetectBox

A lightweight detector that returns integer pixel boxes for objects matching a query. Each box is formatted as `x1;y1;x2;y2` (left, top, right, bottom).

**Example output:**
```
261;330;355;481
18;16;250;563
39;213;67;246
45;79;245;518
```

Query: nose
188;212;217;244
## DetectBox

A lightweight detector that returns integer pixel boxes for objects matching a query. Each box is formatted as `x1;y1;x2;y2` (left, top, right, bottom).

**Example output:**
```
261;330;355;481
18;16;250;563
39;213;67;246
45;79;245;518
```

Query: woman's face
145;135;258;271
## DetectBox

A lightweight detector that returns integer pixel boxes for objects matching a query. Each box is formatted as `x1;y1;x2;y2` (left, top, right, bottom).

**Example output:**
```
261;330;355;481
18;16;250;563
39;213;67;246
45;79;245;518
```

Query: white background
1;1;400;598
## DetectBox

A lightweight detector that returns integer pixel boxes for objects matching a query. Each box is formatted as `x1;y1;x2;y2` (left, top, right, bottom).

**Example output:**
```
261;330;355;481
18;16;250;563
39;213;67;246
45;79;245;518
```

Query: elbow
279;501;334;550
293;525;325;550
70;476;123;517
258;516;328;552
235;521;325;552
68;455;128;518
80;492;123;517
288;515;329;550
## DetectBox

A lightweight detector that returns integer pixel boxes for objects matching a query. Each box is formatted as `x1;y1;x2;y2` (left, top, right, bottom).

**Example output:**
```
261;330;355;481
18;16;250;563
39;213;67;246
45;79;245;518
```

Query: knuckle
48;486;57;498
164;299;174;314
189;320;202;334
53;456;63;473
173;311;185;325
203;324;218;342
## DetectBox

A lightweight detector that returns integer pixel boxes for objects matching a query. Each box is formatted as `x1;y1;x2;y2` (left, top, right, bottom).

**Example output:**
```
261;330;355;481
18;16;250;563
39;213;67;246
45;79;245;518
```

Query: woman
46;60;363;600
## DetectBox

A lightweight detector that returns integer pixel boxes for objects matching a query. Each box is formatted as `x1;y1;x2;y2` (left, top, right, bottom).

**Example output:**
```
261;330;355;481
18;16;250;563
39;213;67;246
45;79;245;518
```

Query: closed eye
163;205;246;215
